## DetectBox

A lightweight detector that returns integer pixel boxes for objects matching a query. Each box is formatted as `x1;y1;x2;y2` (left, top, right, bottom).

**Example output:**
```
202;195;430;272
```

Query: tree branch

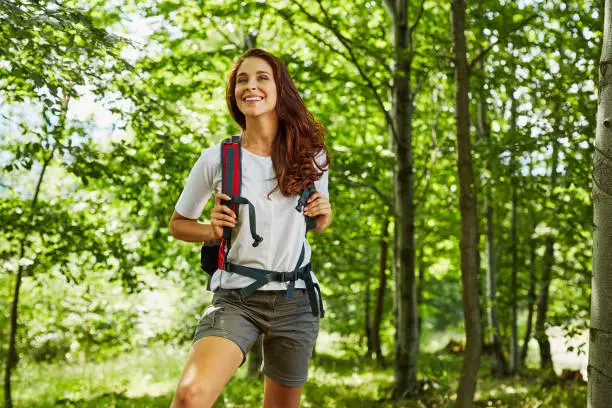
469;13;538;69
409;0;426;34
203;12;241;49
345;176;395;212
268;4;351;62
292;0;393;74
411;66;431;100
297;0;397;144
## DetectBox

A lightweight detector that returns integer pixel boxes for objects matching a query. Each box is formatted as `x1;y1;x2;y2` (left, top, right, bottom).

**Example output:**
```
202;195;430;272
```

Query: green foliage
0;0;599;405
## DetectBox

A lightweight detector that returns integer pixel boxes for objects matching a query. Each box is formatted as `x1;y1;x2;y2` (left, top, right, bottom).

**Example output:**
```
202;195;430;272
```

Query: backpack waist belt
225;245;324;317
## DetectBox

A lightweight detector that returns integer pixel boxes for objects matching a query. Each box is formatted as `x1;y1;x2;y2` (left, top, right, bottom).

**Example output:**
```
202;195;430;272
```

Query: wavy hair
226;48;329;197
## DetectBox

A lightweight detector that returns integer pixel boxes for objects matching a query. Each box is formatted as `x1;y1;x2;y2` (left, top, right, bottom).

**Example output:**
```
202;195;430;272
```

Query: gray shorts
193;288;320;387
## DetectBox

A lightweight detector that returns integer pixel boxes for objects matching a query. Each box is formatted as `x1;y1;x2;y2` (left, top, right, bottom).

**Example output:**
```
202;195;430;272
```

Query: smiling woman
168;48;332;408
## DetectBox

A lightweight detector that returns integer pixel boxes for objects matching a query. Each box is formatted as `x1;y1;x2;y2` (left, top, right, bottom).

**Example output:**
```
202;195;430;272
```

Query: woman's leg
262;376;303;408
170;336;244;408
261;290;319;408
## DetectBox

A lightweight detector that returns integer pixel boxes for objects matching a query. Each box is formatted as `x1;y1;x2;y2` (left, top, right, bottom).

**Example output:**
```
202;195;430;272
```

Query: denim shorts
193;288;320;387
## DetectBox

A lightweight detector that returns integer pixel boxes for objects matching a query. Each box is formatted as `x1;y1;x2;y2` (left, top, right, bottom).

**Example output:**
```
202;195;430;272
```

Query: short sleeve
314;149;329;198
174;145;220;219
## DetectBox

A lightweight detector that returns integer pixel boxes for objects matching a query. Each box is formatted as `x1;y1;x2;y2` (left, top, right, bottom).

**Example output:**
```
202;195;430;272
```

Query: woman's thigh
171;336;243;408
171;289;262;408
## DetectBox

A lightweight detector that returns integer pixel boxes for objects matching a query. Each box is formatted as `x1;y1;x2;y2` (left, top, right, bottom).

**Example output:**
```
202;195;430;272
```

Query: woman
168;48;332;408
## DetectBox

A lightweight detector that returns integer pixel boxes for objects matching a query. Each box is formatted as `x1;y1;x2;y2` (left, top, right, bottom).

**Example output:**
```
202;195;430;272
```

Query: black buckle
295;188;310;212
279;271;296;283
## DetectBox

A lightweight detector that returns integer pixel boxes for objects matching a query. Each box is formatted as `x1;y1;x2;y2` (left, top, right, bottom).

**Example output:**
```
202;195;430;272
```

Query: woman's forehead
237;57;273;76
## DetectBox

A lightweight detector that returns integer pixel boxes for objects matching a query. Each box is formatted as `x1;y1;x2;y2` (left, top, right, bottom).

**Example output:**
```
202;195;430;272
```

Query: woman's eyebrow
237;70;272;76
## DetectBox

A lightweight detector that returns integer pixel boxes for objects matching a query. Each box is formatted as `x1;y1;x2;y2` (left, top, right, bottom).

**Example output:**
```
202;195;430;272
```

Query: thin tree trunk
247;335;263;378
520;217;537;367
478;49;508;377
509;92;519;374
4;147;56;408
534;141;558;373
452;0;483;406
417;250;425;344
510;184;519;373
365;271;374;359
589;1;612;403
4;94;67;408
384;0;419;398
535;237;554;371
373;218;390;365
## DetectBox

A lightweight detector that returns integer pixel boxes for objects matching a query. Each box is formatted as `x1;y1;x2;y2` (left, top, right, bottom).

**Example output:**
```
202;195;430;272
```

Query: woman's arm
169;193;237;242
169;210;217;243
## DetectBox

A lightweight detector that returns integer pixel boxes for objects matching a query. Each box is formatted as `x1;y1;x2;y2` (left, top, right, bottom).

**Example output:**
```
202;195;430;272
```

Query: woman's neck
242;116;278;157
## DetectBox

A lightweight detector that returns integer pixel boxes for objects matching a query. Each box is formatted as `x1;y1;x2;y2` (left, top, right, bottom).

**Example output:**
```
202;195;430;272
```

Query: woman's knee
176;381;214;408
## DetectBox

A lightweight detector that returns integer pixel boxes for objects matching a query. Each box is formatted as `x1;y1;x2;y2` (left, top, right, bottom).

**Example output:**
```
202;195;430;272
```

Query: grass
4;332;587;408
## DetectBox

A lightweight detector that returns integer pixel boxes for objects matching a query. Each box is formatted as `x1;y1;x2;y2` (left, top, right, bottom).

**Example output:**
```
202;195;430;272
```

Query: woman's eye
258;76;268;81
238;78;247;83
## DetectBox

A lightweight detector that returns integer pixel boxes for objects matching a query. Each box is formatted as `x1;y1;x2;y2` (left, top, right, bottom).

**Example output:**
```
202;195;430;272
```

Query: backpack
200;135;324;317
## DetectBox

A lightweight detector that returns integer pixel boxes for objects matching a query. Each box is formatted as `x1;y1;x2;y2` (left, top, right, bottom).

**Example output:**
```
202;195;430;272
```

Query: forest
1;0;610;407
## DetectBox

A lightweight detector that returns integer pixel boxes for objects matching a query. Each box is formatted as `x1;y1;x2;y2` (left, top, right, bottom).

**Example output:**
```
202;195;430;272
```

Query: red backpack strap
218;136;242;270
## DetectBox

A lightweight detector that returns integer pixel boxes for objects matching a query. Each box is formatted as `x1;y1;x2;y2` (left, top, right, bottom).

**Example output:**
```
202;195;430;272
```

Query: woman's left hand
303;192;332;232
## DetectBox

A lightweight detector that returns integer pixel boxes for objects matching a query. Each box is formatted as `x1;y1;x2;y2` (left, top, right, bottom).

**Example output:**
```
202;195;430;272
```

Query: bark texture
452;0;483;406
384;0;419;397
373;218;390;365
589;1;612;405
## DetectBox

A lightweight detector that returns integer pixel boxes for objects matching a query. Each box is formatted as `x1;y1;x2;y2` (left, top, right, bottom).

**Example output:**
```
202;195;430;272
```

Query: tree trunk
4;94;66;408
4;147;56;408
452;0;483;406
417;250;425;344
534;141;558;373
535;236;554;372
509;92;519;374
373;218;390;365
365;271;374;359
589;1;612;404
384;0;419;398
5;245;25;408
510;184;519;374
520;218;537;367
477;49;508;377
247;335;263;378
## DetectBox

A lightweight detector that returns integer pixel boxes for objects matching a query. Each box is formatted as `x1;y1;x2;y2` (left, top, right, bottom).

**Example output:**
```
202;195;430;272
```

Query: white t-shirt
174;135;328;291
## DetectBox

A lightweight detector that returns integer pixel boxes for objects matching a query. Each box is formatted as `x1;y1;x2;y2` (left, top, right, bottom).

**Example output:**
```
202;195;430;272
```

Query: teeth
245;97;263;102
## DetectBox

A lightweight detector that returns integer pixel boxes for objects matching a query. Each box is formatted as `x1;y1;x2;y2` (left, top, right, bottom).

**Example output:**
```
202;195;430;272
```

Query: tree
588;0;612;405
382;0;421;396
451;0;482;406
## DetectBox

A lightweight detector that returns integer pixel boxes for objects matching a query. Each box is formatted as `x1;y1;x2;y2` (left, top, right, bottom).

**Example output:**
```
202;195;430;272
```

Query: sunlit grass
3;332;587;408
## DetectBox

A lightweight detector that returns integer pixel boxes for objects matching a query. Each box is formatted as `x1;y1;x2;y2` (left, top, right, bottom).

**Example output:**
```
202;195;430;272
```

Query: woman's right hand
210;193;237;238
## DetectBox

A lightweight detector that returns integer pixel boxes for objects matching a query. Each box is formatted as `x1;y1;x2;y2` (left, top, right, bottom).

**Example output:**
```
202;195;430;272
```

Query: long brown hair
226;48;329;197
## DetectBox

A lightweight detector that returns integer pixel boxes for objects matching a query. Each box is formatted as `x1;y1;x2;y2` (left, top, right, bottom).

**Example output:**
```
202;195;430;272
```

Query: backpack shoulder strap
220;136;242;202
218;136;243;270
296;184;317;232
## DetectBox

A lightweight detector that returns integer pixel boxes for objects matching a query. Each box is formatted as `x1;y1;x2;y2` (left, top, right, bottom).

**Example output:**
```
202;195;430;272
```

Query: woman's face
234;57;278;119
